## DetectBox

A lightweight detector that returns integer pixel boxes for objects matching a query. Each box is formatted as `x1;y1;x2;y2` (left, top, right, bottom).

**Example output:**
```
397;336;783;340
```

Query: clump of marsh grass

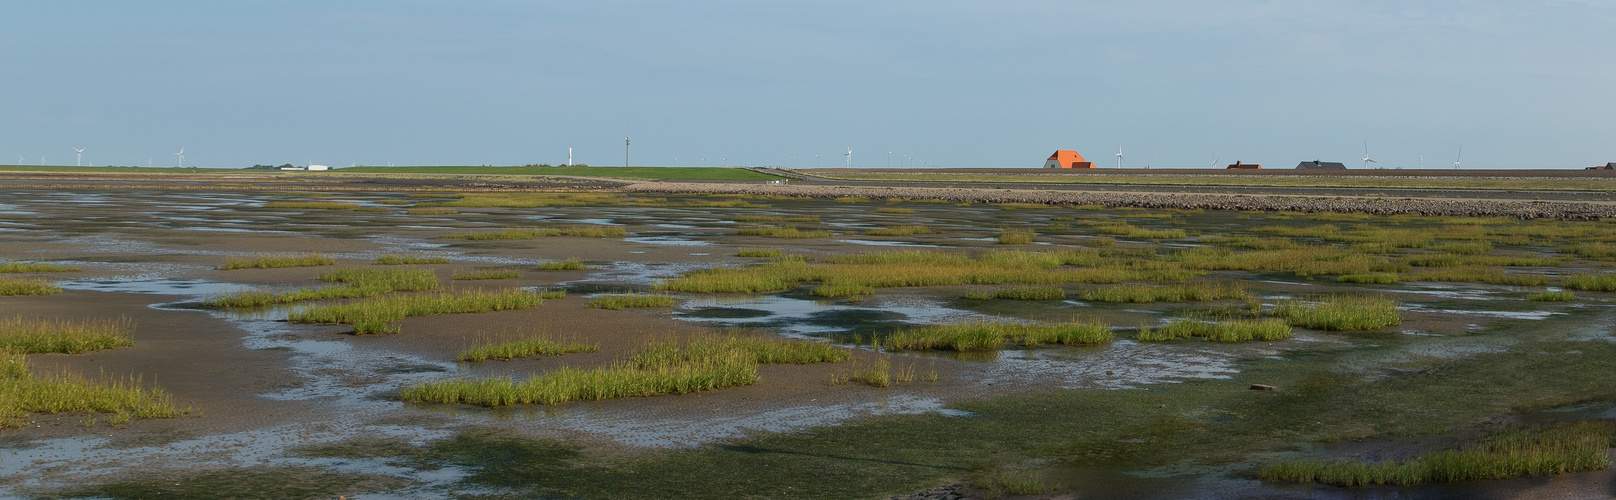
1259;421;1615;486
812;282;874;298
403;335;847;406
0;277;61;296
1078;282;1245;303
885;319;1112;351
834;196;869;203
966;286;1066;300
972;465;1060;500
453;270;521;280
864;225;931;236
875;207;915;214
535;258;588;271
289;288;543;334
586;294;676;310
441;226;627;240
1275;295;1400;331
1528;291;1576;302
736;248;782;258
217;253;336;270
537;289;567;299
0;352;188;426
828;358;921;387
1563;273;1616;292
204;268;441;308
1135;318;1291;343
0;261;80;273
737;226;833;238
376;254;450;265
997;227;1036;245
0;317;134;354
456;338;598;362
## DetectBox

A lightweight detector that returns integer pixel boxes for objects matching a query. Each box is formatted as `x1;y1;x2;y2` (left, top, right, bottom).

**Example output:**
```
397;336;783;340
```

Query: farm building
1587;163;1616;170
1044;150;1095;169
1296;160;1347;170
1226;161;1261;169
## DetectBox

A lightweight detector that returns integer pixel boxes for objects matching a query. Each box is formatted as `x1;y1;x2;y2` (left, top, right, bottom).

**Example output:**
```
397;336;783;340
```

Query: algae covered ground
2;183;1615;499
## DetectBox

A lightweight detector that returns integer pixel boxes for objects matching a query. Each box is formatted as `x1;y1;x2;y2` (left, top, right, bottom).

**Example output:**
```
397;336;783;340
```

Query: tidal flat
1;184;1614;498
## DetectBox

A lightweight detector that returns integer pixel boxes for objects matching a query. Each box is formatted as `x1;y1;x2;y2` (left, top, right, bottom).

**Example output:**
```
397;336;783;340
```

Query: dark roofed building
1297;160;1347;170
1226;161;1260;169
1587;163;1616;170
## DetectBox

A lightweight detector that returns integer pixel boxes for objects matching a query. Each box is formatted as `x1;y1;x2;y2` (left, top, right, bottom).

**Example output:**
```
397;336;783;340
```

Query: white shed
306;164;330;171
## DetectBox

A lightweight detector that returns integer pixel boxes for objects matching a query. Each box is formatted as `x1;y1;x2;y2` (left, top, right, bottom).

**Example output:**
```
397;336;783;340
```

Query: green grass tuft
1563;273;1616;292
456;338;599;362
864;225;932;236
217;253;336;270
289;288;543;334
453;270;521;280
0;261;80;273
1337;273;1400;284
0;317;134;354
885;320;1112;351
376;254;450;265
262;201;362;210
1136;318;1292;342
966;286;1066;300
0;277;61;296
997;227;1036;245
1275;295;1401;331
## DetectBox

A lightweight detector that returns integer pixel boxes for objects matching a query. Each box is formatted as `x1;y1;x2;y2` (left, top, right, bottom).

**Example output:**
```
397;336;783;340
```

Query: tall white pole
568;148;573;166
624;137;630;167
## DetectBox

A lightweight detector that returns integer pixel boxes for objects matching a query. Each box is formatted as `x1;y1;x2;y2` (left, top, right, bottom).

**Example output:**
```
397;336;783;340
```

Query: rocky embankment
625;182;1616;220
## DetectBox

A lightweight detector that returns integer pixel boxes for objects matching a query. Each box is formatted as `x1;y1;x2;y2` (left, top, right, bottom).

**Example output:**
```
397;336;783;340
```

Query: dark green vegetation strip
216;252;335;270
1260;421;1614;485
586;294;677;310
61;466;409;500
339;165;781;180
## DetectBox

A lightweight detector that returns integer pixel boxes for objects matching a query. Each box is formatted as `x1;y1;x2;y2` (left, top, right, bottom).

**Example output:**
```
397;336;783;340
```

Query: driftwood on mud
625;182;1616;221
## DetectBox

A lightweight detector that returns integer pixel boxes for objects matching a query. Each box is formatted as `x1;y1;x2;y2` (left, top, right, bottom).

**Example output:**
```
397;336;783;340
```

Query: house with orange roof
1044;150;1094;168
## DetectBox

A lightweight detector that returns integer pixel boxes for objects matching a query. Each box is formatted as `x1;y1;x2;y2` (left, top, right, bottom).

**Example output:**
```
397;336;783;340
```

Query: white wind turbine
1211;157;1219;168
174;147;185;168
73;147;85;167
1452;146;1463;170
844;147;852;168
1115;145;1124;168
1360;141;1377;169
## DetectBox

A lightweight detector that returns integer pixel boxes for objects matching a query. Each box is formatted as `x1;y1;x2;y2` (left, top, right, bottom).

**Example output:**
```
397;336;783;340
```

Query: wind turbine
1452;146;1462;170
73;147;85;167
1115;145;1124;168
39;155;46;166
844;147;852;168
1210;157;1219;168
1360;141;1376;169
174;147;185;168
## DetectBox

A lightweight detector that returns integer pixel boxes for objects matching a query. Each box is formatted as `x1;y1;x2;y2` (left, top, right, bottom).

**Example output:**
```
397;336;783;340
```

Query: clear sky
3;1;1613;169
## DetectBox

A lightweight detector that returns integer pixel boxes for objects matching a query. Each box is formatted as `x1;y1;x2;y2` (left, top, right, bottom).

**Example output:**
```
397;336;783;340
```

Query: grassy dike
269;311;1616;499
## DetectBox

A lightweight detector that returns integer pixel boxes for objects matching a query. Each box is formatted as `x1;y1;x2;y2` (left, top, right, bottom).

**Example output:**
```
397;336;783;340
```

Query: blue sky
3;1;1613;169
